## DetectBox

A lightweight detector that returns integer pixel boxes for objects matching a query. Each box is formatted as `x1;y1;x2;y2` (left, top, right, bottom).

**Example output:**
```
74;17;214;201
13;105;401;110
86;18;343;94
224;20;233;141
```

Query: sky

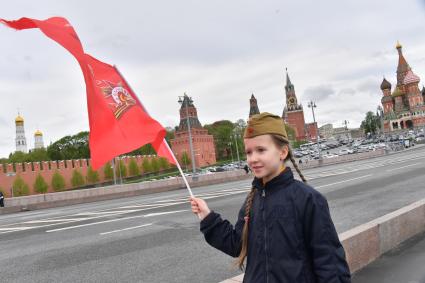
1;0;425;158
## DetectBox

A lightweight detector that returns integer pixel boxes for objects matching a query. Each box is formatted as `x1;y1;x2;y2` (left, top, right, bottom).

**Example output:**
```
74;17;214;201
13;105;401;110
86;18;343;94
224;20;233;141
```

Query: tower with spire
170;93;216;167
249;94;260;117
380;42;425;132
34;130;44;149
282;69;307;141
15;113;28;153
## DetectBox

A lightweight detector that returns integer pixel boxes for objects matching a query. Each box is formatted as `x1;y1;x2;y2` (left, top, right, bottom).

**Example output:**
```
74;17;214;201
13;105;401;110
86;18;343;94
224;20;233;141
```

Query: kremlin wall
0;155;160;198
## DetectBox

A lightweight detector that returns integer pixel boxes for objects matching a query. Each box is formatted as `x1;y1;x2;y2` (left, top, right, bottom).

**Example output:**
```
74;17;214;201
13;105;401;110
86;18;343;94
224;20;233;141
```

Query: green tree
46;131;90;160
361;111;380;136
27;148;50;162
151;157;160;172
51;171;66;191
128;159;140;176
115;160;127;178
33;174;48;194
158;157;170;171
204;120;235;160
71;170;85;187
181;152;191;171
142;158;152;173
13;176;30;196
8;151;27;163
86;166;99;184
103;162;114;180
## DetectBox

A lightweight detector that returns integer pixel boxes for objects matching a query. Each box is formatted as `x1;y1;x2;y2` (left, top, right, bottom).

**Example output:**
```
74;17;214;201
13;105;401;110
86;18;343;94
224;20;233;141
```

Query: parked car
338;149;353;155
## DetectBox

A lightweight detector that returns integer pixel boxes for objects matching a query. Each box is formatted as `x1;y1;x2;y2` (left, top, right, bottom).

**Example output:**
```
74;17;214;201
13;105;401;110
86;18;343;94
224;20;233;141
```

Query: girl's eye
257;148;266;152
245;151;252;155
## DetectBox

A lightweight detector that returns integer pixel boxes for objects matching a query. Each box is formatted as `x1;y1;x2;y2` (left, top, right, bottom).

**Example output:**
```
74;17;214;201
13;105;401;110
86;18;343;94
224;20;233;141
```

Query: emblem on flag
98;80;136;119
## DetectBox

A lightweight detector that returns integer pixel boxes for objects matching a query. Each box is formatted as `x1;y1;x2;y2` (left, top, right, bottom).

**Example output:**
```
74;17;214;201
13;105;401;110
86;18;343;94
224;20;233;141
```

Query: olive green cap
244;112;288;140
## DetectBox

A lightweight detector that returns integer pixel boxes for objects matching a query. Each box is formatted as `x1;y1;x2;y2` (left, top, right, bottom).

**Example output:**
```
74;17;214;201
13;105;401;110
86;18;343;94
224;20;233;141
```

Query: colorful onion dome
391;87;403;97
380;78;391;90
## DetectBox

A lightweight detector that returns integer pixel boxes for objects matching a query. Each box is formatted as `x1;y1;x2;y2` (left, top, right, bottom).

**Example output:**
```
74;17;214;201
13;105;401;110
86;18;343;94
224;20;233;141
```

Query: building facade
170;94;216;168
380;42;425;132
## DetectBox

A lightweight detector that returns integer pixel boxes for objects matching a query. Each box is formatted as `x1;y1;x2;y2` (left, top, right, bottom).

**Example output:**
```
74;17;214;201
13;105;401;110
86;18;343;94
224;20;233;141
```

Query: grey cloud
303;85;335;101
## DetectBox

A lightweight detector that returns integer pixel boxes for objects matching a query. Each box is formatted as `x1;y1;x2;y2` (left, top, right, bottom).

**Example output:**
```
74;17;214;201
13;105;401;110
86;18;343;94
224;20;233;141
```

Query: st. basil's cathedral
380;42;425;132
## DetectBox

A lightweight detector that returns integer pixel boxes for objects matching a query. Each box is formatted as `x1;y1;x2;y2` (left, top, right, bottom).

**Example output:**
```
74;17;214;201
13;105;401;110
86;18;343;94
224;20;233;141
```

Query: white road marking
25;218;90;223
46;209;188;233
316;174;372;188
144;210;188;217
386;163;422;172
100;223;153;235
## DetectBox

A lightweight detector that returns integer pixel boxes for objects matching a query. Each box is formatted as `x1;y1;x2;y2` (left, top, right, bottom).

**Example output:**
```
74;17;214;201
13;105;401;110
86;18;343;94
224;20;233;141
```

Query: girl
190;112;351;283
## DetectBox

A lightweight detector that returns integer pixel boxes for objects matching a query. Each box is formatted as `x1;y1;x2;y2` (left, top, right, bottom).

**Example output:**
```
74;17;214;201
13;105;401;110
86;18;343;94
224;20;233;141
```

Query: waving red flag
1;17;176;169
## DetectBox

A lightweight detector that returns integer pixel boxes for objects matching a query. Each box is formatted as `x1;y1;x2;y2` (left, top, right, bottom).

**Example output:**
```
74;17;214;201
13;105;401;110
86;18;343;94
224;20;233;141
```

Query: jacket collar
252;167;295;194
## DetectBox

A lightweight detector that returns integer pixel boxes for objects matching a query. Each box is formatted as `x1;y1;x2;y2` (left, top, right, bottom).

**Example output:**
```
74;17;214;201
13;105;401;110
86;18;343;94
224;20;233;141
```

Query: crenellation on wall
0;155;173;197
15;163;23;173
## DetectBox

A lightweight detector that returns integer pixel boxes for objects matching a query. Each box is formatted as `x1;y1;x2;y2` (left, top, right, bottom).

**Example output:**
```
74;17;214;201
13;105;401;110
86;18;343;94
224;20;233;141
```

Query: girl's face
244;134;288;183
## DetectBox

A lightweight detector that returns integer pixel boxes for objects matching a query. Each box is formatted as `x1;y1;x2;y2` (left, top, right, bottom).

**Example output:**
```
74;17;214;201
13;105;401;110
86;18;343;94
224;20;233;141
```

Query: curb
0;171;252;215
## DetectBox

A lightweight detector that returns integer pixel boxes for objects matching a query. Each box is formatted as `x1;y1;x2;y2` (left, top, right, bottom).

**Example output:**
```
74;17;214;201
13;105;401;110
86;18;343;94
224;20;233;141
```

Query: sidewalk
352;232;425;283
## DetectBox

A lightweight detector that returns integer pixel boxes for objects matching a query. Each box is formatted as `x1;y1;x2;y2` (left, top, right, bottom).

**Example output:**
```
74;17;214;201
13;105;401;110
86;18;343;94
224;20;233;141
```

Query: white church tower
15;114;27;153
34;130;44;149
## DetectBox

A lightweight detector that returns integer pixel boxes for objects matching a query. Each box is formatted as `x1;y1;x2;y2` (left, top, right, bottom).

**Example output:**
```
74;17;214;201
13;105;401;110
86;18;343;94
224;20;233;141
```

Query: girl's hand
190;197;211;220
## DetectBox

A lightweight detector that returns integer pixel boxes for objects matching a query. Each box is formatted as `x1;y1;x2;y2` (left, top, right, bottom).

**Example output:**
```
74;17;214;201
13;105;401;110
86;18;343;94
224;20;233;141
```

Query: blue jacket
200;167;351;283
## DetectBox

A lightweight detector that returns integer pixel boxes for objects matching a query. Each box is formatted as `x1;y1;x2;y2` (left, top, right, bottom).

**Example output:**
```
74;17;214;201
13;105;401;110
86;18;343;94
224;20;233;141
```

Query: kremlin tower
15;114;27;153
249;94;260;117
170;94;216;167
282;70;307;141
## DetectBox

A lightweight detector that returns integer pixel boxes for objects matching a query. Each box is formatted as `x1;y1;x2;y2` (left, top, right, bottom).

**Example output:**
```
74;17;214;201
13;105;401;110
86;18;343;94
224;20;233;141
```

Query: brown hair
236;134;307;269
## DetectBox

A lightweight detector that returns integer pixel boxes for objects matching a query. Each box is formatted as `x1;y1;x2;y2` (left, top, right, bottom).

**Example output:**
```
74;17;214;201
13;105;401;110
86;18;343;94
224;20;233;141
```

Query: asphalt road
0;146;424;283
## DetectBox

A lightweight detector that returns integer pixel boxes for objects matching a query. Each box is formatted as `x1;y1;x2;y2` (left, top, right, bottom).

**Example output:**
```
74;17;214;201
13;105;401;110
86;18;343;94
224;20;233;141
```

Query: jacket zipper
262;189;269;283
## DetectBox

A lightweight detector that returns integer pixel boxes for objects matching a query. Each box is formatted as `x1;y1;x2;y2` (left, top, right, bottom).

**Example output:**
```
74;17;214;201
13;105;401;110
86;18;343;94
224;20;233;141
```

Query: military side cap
244;112;288;140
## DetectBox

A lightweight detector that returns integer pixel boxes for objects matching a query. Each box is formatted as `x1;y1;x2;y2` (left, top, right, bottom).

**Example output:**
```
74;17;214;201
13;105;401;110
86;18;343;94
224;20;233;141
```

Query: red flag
1;17;176;169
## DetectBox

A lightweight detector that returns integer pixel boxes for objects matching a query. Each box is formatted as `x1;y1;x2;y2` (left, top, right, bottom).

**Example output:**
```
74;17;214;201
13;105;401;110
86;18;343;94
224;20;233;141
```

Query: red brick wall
0;155;159;197
171;130;216;168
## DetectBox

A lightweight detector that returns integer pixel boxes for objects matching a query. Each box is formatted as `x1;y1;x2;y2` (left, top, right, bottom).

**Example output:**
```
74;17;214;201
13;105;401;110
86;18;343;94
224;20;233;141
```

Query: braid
288;149;307;183
236;187;256;270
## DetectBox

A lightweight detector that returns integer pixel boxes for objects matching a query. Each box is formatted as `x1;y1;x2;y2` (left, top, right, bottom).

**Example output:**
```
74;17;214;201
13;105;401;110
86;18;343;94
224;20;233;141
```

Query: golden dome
396;40;402;49
34;130;43;136
15;115;24;123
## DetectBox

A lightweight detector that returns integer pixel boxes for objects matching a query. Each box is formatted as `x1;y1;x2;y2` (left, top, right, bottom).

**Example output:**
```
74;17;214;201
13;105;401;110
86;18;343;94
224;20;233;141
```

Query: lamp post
111;159;117;185
343;120;350;142
307;101;322;161
228;141;234;162
377;105;384;138
178;93;196;175
6;172;16;197
233;133;241;164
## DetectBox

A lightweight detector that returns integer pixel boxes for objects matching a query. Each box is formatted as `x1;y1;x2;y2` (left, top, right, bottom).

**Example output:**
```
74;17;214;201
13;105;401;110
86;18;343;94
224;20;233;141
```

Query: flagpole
113;65;195;198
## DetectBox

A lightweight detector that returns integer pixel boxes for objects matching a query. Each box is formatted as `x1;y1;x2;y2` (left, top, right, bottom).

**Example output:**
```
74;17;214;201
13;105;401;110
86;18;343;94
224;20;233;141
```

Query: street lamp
307;101;322;161
6;172;16;197
232;133;241;164
178;93;197;175
377;105;384;137
343;120;350;142
228;141;234;162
